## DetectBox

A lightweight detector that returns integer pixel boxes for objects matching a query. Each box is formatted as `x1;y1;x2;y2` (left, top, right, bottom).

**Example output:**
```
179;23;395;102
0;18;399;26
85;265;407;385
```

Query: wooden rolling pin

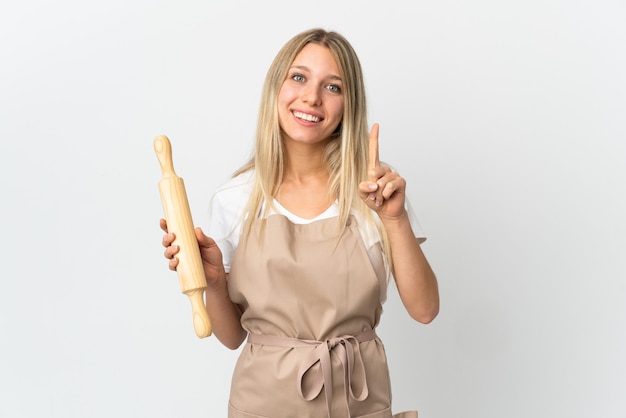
154;135;212;338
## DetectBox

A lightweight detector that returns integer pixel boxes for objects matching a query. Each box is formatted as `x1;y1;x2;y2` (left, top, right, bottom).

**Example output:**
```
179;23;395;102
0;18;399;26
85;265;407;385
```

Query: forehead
290;43;341;76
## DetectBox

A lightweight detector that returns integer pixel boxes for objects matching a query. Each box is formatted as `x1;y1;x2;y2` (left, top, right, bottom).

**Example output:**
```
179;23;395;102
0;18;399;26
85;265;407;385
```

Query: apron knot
247;329;378;418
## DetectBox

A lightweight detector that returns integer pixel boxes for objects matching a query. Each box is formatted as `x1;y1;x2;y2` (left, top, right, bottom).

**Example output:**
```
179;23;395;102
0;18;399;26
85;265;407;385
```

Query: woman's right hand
159;218;226;287
159;219;246;349
160;218;180;271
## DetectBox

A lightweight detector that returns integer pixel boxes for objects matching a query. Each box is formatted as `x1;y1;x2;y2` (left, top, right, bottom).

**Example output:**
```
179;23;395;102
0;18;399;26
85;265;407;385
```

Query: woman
161;28;439;418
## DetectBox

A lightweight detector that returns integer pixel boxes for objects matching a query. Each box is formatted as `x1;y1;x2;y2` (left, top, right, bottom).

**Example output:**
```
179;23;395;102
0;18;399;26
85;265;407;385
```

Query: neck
282;140;328;184
276;139;335;219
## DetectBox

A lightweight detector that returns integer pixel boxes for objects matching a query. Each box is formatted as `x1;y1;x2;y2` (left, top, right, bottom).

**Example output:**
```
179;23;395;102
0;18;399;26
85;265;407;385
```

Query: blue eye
327;84;341;93
292;74;305;82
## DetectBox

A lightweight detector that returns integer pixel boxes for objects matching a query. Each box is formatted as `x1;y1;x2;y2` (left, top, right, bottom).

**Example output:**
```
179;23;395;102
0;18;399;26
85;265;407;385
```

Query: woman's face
277;43;345;146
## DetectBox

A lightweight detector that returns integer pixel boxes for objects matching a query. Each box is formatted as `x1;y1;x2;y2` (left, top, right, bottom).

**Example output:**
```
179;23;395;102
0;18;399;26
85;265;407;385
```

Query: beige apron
227;214;417;418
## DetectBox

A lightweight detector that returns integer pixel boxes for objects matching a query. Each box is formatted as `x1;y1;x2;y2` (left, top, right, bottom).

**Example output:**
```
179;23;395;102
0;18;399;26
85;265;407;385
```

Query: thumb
194;227;209;245
195;227;219;249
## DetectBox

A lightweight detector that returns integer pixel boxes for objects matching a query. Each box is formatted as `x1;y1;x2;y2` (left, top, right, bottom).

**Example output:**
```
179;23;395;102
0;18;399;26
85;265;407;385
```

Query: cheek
278;83;297;105
330;99;345;122
277;88;291;121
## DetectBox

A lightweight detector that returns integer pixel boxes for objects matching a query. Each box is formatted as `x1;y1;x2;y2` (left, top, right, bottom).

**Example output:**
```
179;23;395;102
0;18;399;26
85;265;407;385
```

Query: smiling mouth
293;111;321;123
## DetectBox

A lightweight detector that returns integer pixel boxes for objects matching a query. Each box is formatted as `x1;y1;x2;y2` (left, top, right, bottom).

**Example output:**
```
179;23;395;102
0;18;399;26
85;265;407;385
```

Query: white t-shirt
207;170;426;280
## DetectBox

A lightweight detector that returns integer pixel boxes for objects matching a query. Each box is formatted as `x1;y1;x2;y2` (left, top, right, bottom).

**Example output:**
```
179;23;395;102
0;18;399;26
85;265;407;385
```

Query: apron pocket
228;402;270;418
355;407;419;418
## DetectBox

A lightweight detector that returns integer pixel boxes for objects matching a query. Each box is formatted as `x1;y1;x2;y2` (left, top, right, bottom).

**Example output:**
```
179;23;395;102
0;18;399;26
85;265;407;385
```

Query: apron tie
247;329;377;418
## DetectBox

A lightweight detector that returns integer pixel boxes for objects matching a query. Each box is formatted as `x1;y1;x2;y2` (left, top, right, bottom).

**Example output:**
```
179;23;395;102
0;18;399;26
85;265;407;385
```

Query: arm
358;124;439;323
161;219;247;349
378;213;439;323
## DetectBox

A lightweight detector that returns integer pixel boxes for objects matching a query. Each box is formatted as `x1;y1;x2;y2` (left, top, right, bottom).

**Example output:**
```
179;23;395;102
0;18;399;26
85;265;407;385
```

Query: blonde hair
234;28;392;274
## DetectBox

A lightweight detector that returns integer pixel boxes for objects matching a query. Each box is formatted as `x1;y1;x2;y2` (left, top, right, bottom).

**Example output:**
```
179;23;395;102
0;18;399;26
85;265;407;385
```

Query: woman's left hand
358;123;407;220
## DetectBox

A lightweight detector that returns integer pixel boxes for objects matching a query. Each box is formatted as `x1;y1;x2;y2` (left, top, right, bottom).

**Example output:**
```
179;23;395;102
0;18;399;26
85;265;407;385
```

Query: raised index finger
368;123;380;170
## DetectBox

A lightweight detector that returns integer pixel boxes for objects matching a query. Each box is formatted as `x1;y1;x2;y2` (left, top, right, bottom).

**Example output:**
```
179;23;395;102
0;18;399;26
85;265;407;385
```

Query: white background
1;1;625;417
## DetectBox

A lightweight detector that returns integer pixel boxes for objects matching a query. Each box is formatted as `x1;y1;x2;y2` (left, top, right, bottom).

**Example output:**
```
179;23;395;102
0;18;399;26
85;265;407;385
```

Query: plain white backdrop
1;1;625;417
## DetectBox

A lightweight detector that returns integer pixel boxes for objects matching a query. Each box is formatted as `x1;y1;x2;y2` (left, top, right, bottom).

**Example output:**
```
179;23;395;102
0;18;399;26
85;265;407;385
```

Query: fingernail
368;183;377;191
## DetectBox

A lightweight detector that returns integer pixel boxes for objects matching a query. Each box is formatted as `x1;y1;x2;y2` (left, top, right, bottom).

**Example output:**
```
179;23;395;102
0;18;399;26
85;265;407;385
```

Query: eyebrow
289;65;342;81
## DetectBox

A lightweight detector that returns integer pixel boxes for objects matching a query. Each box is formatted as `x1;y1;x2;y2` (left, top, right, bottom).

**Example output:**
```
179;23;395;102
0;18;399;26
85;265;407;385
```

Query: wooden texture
154;135;212;338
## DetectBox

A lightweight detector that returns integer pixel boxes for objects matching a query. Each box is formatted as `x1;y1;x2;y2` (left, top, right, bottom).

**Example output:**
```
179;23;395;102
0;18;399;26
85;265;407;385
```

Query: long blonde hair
234;28;392;274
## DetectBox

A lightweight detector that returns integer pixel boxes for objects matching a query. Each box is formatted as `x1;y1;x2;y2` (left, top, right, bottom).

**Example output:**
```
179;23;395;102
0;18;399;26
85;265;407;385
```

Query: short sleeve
406;196;426;244
206;171;253;273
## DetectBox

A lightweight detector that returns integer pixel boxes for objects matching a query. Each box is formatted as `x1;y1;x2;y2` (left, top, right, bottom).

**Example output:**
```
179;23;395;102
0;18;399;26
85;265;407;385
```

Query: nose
302;85;322;106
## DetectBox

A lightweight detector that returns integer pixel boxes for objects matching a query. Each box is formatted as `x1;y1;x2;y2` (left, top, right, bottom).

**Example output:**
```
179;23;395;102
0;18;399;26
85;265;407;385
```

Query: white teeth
293;111;320;122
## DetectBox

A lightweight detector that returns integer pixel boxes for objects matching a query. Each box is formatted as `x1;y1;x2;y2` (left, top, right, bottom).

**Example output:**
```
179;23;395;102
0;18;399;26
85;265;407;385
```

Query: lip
292;110;324;124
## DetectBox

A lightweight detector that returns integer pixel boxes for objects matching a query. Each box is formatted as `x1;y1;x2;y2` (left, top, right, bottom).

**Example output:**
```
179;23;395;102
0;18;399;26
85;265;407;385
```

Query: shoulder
213;170;255;198
211;170;255;211
208;170;254;233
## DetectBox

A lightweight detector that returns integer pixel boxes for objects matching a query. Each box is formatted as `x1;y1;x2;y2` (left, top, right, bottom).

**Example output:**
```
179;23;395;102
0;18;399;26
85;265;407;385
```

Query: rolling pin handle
187;288;213;338
154;135;176;178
